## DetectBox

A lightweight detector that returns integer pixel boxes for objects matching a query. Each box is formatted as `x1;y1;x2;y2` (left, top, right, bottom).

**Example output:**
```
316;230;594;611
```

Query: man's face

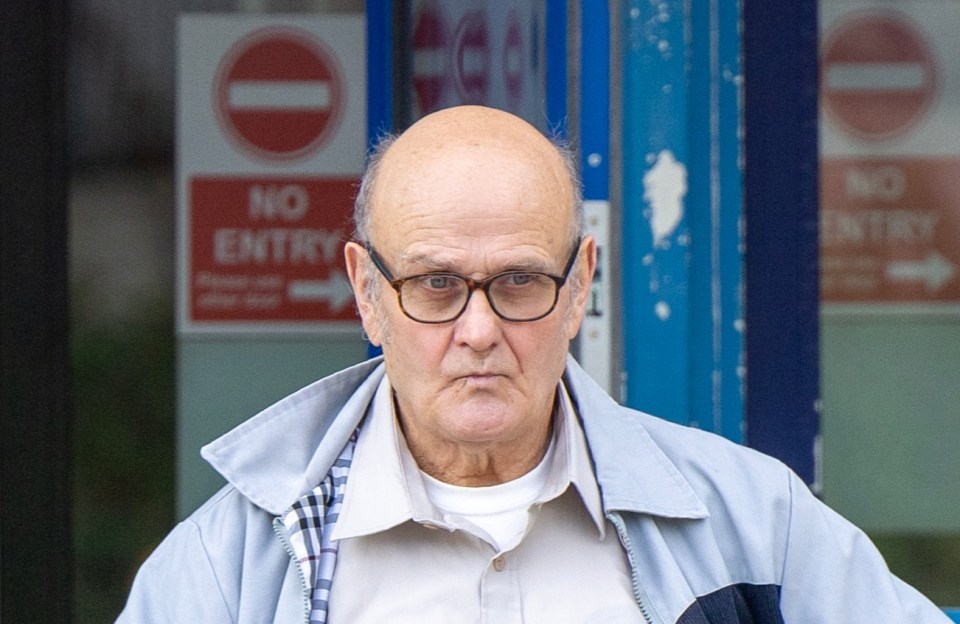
345;109;595;468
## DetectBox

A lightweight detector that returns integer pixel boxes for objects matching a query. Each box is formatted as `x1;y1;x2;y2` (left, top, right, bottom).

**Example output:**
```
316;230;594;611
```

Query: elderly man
119;106;950;623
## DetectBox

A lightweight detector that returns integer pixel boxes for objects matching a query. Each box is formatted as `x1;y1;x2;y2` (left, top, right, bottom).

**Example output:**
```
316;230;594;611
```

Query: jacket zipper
272;517;311;624
608;511;657;624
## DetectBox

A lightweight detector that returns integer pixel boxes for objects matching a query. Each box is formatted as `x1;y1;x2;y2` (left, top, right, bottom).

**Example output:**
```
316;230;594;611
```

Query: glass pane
69;2;363;620
819;0;960;606
404;0;549;129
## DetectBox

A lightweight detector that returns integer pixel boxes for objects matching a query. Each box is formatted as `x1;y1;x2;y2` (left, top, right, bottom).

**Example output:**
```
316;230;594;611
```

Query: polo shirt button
492;555;506;572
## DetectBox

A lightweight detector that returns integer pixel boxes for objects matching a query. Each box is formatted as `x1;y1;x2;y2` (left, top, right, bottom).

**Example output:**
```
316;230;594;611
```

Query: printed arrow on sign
288;269;354;311
886;251;956;291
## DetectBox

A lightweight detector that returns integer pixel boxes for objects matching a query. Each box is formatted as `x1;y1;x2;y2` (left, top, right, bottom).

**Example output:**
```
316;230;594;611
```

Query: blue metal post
366;1;393;144
621;2;745;442
621;0;691;424
742;0;820;485
579;0;609;201
365;1;392;359
577;0;613;392
686;0;745;442
545;0;567;133
714;1;745;444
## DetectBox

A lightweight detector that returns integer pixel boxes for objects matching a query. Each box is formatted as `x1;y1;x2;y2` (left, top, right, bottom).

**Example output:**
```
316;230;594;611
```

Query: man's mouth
456;372;503;384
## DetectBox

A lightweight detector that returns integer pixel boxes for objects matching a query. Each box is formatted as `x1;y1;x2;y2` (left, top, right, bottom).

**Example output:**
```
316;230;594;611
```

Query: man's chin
443;403;531;442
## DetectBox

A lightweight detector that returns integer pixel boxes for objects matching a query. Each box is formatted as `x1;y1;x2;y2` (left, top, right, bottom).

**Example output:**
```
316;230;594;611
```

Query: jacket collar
563;357;709;520
201;357;386;515
201;354;707;521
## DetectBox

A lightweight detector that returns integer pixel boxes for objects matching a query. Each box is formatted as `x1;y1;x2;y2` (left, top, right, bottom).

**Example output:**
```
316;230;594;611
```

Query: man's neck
398;417;554;487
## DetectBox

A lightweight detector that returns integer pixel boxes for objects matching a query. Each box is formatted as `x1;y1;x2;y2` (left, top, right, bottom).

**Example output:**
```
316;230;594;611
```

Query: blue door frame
741;0;821;488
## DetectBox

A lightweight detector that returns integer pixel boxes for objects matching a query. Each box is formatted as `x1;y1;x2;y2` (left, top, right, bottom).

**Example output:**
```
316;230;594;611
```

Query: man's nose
454;288;502;348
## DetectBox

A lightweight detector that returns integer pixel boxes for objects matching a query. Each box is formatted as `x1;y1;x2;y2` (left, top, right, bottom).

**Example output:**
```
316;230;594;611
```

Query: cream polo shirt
327;375;644;623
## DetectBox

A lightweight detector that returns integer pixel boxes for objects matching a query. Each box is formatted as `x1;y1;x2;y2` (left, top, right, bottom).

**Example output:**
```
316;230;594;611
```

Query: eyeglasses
364;239;581;324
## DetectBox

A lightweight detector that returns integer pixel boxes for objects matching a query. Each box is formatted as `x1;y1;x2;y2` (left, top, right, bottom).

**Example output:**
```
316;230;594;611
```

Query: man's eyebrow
499;258;554;273
398;252;554;275
397;253;459;272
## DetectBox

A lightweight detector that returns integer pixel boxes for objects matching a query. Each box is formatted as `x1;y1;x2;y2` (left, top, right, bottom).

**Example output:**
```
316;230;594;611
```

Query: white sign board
177;15;366;333
820;3;960;311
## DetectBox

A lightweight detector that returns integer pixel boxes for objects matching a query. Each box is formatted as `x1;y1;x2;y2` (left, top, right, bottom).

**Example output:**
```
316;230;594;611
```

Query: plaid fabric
280;430;357;624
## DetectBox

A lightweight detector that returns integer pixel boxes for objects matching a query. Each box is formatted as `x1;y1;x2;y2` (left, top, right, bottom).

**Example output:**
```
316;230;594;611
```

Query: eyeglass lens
400;273;558;322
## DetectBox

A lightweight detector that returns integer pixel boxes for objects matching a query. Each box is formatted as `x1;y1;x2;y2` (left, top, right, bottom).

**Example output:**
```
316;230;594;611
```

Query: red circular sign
822;11;938;141
214;27;344;161
453;11;490;104
412;2;450;117
503;10;523;109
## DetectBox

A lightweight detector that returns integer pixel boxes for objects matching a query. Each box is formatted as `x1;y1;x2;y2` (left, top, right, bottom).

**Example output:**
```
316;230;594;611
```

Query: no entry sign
178;15;365;333
214;26;344;161
822;10;939;141
819;4;960;309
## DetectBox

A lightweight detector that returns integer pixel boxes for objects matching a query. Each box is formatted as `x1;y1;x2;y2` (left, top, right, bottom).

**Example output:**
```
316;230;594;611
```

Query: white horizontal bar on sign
825;62;928;91
505;48;522;74
413;49;447;76
229;81;332;110
288;280;329;301
459;49;487;75
287;277;353;310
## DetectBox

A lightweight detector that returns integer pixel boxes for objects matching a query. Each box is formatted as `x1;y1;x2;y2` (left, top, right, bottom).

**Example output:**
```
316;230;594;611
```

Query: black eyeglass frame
363;238;583;324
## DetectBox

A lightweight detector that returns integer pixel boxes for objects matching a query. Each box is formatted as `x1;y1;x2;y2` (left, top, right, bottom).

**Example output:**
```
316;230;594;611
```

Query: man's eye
506;273;534;286
426;275;456;289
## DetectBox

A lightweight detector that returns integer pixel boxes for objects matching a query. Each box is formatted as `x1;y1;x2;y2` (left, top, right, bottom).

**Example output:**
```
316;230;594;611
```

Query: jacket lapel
201;358;385;515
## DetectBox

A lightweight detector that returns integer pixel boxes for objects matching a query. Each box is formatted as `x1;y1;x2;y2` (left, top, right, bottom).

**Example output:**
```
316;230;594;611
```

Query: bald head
353;106;583;245
342;107;596;486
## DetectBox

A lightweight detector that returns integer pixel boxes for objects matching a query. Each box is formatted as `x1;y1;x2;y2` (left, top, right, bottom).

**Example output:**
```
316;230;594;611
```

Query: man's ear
564;235;598;340
344;241;384;346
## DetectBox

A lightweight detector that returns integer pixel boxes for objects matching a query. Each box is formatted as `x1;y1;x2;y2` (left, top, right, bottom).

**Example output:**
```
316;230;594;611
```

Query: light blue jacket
118;356;950;623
